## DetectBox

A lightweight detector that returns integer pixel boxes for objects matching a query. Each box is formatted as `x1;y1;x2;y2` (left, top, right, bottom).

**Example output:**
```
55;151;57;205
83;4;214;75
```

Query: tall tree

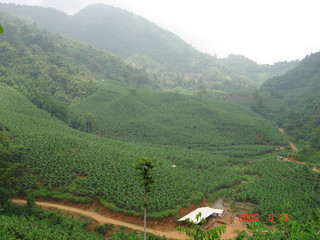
133;157;158;240
84;112;95;133
0;24;3;33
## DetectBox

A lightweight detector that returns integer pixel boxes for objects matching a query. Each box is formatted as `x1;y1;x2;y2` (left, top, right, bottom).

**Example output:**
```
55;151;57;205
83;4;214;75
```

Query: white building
177;207;224;224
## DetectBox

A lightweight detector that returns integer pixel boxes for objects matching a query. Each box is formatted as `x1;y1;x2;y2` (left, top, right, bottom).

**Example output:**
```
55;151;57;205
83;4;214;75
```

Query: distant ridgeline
0;3;297;92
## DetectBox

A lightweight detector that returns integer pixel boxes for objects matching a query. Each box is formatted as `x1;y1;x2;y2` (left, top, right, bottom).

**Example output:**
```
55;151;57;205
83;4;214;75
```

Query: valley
0;3;319;240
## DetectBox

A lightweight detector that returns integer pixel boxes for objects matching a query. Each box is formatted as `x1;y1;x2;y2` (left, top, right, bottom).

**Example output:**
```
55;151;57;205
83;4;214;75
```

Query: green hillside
0;82;293;215
1;82;319;228
0;11;151;125
261;52;320;100
73;82;287;149
260;52;320;141
0;10;150;91
0;3;296;92
247;52;320;167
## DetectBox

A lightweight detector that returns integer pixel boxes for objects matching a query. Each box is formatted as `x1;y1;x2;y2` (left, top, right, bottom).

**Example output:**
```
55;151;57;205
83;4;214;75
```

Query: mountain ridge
0;3;298;91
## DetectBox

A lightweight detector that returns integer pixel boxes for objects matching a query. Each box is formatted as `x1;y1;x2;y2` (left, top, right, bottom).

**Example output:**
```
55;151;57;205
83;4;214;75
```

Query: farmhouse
177;207;224;224
277;156;283;161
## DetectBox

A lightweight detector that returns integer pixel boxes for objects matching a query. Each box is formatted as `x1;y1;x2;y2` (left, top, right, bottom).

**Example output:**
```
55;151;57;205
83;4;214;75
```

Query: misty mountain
219;54;298;83
0;3;297;91
261;52;320;100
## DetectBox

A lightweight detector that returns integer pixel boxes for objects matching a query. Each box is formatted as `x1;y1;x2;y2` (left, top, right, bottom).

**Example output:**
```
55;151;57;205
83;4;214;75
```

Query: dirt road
11;199;186;240
289;141;298;152
278;128;319;173
282;139;319;173
11;199;249;239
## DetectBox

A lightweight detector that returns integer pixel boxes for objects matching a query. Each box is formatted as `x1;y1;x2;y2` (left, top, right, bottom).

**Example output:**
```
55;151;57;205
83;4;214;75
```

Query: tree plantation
0;3;319;240
0;83;282;216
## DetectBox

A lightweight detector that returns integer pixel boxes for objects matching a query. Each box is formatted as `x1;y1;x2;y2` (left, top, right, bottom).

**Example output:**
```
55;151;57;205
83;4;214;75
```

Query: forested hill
258;52;320;166
0;3;296;91
260;52;320;138
261;52;320;101
0;11;150;122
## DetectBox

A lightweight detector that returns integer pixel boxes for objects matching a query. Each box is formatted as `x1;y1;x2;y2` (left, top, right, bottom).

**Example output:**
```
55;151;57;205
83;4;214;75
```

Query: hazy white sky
1;0;320;64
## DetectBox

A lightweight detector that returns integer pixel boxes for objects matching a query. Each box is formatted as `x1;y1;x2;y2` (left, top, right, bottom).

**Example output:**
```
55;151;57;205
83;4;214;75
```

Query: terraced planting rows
0;83;291;217
74;83;288;148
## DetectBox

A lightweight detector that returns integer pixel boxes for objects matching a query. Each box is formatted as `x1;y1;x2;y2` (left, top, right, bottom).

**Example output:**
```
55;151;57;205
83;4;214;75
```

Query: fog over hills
0;3;298;91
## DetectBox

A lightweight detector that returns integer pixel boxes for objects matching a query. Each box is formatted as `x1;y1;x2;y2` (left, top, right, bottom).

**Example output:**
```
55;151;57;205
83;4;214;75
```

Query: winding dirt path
282;157;320;173
11;199;186;240
278;128;319;173
289;141;298;152
11;199;248;239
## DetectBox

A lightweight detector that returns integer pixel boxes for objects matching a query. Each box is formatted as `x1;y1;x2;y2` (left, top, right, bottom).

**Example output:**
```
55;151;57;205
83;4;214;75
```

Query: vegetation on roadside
177;213;226;240
0;202;103;239
0;128;24;208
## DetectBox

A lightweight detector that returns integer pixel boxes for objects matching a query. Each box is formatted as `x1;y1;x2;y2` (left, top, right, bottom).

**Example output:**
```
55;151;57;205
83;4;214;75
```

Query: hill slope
0;82;290;215
0;10;151;125
261;52;320;100
1;83;319;224
73;82;288;149
255;52;320;167
260;52;320;141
